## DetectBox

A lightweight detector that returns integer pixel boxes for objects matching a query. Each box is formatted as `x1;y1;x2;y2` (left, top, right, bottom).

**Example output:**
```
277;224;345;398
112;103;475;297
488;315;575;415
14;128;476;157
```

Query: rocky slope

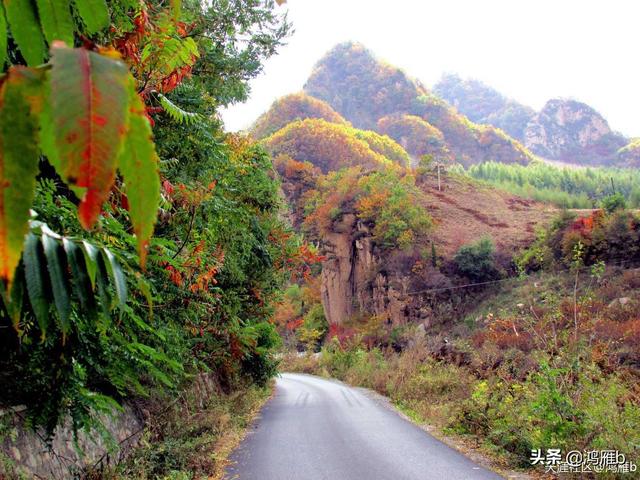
523;99;627;165
276;157;554;327
321;176;554;326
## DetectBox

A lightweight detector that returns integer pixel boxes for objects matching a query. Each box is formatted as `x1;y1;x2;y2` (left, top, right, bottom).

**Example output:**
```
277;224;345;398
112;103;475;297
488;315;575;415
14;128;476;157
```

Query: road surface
224;373;503;480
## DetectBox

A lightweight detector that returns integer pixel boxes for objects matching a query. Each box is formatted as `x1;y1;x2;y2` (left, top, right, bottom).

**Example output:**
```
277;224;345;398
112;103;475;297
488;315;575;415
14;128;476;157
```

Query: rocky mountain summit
523;99;627;164
434;74;635;167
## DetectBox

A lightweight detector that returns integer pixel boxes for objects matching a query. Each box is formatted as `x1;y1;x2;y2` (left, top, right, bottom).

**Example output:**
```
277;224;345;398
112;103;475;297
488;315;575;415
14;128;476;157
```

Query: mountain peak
304;42;423;130
524;98;626;163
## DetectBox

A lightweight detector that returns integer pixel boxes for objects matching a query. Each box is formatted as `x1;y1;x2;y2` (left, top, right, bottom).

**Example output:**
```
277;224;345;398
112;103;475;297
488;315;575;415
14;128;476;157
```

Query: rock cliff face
313;174;555;326
523;99;627;164
319;213;428;326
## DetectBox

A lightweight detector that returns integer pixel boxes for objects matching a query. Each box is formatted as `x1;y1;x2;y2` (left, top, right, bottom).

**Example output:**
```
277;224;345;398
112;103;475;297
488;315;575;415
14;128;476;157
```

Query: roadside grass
97;380;273;480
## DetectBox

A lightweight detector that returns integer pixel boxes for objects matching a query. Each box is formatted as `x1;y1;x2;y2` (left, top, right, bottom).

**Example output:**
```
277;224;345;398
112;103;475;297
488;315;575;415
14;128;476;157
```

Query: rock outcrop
523;99;627;165
319;213;433;326
433;74;632;167
314;173;555;327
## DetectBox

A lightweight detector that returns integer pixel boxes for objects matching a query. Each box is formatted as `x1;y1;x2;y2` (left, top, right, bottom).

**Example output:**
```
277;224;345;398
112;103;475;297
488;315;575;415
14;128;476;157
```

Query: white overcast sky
220;0;640;137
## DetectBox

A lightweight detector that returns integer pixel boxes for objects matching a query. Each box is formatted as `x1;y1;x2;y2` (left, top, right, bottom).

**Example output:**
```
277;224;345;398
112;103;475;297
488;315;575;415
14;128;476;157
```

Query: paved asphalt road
224;373;503;480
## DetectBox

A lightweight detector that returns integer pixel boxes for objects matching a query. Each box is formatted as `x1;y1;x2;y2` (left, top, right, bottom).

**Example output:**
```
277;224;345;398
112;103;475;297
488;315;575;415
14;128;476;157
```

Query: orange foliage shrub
303;166;431;249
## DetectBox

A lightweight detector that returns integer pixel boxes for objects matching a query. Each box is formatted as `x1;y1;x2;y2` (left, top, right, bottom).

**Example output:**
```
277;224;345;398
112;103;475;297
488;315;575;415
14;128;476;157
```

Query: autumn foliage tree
304;166;431;249
516;208;640;272
377;113;451;161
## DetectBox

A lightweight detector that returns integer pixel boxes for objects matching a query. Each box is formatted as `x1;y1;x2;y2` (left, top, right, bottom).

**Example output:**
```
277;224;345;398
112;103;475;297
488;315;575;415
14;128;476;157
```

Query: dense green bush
0;184;181;436
0;0;294;440
241;322;282;387
453;237;501;282
601;192;627;213
517;208;640;271
457;359;640;468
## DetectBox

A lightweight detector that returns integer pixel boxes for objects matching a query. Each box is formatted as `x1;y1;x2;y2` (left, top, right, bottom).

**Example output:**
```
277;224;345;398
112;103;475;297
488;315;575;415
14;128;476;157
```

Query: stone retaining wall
0;404;143;479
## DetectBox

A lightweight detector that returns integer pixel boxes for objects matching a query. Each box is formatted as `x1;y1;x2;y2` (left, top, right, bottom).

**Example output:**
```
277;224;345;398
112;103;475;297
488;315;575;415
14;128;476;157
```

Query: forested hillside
461;160;640;208
301;42;534;167
251;92;350;140
433;73;535;141
264;118;409;171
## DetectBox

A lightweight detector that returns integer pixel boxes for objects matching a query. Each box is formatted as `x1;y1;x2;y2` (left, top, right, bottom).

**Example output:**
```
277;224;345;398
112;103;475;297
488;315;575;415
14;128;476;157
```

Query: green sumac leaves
15;221;128;339
36;0;75;46
0;0;112;65
0;5;7;68
3;0;46;65
119;82;160;266
73;0;109;35
0;43;160;284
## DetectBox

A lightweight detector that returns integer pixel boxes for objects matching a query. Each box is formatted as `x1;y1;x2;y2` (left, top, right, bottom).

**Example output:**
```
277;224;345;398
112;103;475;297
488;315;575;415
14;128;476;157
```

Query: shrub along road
224;373;503;480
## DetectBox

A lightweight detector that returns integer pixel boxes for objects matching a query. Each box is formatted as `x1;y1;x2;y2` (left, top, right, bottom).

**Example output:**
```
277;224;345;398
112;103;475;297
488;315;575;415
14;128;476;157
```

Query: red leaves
118;83;160;266
160;60;194;94
49;43;130;229
163;242;225;293
165;264;183;286
570;210;605;236
162;179;174;196
286;318;303;331
116;8;199;99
